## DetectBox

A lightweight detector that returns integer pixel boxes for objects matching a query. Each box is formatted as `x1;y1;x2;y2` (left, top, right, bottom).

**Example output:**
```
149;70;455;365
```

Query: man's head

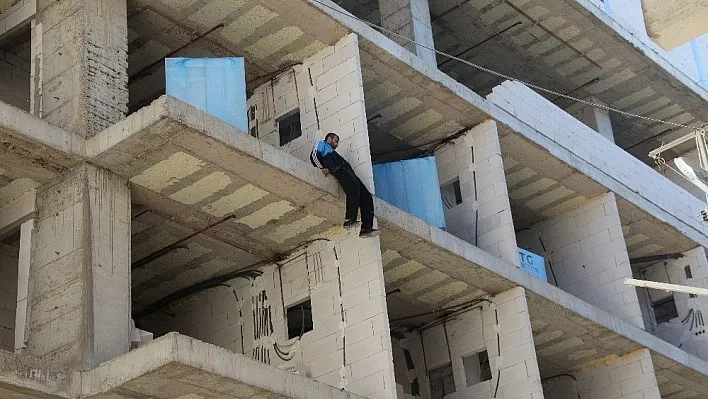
325;133;340;149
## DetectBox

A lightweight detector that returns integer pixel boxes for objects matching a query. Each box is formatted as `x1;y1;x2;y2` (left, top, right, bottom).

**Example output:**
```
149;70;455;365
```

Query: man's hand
322;168;330;176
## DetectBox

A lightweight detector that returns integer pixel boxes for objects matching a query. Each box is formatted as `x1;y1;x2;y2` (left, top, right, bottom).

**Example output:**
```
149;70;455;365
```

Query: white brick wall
488;81;707;248
0;245;18;351
434;120;519;266
638;246;708;361
0;48;31;111
248;33;375;192
141;229;396;399
392;287;543;399
516;193;644;328
543;348;661;399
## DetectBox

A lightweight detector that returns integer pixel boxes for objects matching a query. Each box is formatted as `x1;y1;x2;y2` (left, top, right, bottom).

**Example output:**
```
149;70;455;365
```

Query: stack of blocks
517;192;644;328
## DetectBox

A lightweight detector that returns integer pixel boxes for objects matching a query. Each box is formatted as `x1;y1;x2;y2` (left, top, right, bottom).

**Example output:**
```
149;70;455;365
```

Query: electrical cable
311;0;700;130
389;298;492;324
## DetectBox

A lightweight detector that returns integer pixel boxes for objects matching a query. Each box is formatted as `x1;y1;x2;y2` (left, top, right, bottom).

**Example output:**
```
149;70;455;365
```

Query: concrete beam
0;100;83;183
0;0;35;39
641;0;708;50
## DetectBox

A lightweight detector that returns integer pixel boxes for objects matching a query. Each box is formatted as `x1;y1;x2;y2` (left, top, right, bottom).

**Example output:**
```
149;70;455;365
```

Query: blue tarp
518;248;547;282
165;57;248;132
373;157;446;229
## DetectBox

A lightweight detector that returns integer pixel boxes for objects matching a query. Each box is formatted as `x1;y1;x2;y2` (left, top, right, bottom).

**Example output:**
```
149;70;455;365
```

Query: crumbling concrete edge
0;349;72;398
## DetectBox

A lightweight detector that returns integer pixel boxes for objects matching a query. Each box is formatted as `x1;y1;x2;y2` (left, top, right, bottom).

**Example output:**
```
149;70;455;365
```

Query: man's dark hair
325;133;339;141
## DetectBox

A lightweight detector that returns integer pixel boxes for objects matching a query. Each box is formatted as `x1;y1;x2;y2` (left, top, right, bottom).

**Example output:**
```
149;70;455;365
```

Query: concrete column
24;164;131;370
378;0;437;67
393;287;544;399
544;349;661;398
30;0;128;137
435;120;519;266
516;192;644;328
14;219;33;353
584;97;615;143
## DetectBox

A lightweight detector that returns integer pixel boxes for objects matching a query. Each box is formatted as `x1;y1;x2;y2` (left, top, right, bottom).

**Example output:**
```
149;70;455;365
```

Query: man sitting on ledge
310;133;378;238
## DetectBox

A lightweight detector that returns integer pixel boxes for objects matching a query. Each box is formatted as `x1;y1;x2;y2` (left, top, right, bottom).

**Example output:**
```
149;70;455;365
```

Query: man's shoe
343;219;360;229
359;228;379;238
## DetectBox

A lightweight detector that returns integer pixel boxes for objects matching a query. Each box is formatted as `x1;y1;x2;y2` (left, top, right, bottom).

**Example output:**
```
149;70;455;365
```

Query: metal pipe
503;0;602;69
131;214;238;270
630;253;684;264
133;262;268;319
129;5;238;57
431;0;475;22
624;278;708;296
438;21;523;68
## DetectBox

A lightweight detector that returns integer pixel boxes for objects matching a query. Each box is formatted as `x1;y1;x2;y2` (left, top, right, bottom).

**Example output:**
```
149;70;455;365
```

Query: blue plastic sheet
373;157;446;229
165;57;248;132
518;248;547;282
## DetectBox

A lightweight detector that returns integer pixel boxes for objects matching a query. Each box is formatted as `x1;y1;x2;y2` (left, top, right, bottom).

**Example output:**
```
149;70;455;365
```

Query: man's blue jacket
310;140;351;172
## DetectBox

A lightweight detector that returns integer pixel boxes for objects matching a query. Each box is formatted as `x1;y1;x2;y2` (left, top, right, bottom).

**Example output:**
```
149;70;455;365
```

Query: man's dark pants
333;166;374;230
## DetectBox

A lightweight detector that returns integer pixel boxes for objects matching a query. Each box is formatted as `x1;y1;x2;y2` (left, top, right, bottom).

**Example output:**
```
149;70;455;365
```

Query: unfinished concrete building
1;0;708;398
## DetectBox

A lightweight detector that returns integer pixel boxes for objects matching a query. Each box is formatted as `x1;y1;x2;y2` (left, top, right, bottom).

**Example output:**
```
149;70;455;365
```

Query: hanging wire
311;0;700;130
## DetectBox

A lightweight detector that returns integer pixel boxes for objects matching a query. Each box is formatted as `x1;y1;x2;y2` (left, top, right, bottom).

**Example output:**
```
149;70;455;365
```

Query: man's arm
310;141;331;175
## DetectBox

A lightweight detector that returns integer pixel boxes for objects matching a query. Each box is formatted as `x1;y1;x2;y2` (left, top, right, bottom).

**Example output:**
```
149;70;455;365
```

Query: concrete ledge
80;332;364;399
0;101;83;182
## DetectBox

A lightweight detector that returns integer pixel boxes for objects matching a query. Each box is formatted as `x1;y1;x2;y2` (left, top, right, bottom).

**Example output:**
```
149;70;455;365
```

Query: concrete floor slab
80;333;364;399
0;333;365;399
